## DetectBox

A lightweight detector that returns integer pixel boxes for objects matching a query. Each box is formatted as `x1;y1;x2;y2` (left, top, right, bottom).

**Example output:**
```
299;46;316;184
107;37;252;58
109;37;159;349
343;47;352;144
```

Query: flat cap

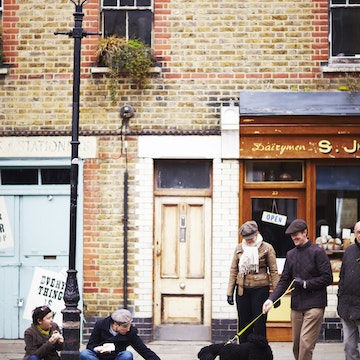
285;219;307;235
111;309;132;324
239;220;258;240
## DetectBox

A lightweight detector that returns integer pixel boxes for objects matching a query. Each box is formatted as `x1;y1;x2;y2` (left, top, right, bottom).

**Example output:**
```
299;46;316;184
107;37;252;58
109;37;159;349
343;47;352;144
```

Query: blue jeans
80;349;133;360
341;318;360;360
28;356;40;360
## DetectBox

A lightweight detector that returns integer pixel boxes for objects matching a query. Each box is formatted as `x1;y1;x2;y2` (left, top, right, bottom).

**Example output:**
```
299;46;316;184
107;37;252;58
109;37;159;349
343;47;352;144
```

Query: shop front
239;91;360;341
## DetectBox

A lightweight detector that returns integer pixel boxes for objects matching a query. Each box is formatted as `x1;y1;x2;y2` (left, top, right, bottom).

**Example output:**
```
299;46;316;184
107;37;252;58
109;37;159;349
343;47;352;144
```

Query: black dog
197;333;273;360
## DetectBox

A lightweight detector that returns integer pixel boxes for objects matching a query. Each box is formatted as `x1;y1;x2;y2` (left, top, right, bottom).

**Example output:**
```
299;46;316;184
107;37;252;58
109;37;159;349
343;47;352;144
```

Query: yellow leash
226;279;295;345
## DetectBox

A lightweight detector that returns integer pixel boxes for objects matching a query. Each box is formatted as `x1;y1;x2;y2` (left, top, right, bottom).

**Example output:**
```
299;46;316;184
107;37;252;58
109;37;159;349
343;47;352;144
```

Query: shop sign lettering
244;138;360;158
318;139;360;155
251;143;306;155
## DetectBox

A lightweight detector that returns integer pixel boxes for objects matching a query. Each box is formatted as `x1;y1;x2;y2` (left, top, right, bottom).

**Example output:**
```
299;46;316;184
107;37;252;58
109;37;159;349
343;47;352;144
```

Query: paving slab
0;339;346;360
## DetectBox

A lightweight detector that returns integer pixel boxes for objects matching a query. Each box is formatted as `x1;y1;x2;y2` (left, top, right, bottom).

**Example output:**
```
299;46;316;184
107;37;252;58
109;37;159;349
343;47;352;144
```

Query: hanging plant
96;36;155;103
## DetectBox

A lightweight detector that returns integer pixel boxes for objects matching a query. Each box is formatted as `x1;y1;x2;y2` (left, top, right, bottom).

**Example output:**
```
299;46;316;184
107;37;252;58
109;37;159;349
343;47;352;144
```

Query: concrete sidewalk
0;339;345;360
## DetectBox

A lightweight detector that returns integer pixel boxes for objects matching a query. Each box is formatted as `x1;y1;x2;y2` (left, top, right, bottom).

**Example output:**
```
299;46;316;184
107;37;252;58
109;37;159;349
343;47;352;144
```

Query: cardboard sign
23;267;67;327
261;211;287;226
0;196;14;250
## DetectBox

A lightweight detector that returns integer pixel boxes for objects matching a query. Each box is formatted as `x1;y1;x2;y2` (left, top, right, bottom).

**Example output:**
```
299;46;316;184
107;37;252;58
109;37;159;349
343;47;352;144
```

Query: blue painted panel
19;195;69;337
21;195;69;256
0;196;20;338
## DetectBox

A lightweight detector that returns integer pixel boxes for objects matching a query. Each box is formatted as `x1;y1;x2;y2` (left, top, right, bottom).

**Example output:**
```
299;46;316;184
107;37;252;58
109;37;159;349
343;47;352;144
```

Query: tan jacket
227;241;280;297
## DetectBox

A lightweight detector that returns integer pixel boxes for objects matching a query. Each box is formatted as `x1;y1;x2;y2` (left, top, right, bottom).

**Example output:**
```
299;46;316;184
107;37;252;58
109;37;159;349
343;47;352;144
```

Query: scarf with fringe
239;233;263;276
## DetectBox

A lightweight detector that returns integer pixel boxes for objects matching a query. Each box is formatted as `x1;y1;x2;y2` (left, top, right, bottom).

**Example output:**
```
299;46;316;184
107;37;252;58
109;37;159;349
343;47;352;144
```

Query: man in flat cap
262;219;332;360
80;309;160;360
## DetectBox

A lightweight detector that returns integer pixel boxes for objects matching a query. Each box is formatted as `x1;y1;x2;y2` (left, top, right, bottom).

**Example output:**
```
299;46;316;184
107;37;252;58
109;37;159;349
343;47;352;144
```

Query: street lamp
55;1;99;359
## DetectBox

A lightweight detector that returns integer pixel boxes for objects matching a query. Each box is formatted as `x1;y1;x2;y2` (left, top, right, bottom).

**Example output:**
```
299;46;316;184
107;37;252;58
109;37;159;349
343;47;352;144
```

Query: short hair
32;305;52;325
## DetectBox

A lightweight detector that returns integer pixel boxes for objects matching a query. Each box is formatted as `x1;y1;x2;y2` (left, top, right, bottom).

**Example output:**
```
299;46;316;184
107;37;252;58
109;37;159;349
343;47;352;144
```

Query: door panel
0;196;20;338
0;194;69;339
154;197;211;340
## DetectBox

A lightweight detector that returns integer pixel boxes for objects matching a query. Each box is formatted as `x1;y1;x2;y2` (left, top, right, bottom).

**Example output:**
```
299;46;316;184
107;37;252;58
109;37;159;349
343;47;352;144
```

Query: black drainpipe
120;104;134;309
123;166;128;309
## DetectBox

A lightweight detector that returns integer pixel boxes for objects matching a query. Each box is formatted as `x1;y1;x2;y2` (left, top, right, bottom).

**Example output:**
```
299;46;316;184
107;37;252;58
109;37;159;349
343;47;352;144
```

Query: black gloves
273;299;281;308
227;295;234;305
294;277;306;289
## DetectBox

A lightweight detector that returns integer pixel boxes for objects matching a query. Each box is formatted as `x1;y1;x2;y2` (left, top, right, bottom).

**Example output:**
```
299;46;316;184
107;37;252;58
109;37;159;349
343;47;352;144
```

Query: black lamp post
55;1;98;359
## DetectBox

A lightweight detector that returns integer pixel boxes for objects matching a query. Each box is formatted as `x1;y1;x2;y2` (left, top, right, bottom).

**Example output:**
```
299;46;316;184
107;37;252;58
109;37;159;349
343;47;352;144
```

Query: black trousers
236;285;269;343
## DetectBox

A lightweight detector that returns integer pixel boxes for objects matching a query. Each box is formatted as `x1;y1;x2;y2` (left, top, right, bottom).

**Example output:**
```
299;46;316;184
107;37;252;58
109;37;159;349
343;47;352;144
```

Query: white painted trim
0;136;97;159
138;135;221;159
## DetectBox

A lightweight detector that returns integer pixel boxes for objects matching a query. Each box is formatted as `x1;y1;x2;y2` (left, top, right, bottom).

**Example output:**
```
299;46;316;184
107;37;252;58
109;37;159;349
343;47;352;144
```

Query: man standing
262;219;333;360
337;220;360;360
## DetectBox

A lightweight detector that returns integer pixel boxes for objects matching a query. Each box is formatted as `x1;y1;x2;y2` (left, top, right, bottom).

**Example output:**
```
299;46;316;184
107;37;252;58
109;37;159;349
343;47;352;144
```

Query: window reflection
252;198;296;258
316;166;360;238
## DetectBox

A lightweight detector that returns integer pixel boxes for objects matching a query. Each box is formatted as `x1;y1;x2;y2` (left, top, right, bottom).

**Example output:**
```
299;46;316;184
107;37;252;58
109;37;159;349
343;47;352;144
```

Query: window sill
90;66;161;75
0;67;9;75
321;64;360;73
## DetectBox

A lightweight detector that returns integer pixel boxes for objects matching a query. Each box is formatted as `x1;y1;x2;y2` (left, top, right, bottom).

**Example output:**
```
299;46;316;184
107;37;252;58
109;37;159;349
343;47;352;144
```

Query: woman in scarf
227;220;280;343
23;305;64;360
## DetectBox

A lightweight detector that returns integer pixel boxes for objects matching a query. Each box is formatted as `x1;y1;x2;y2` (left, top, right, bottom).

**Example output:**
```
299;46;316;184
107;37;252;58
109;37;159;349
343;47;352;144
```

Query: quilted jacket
269;239;333;310
337;239;360;320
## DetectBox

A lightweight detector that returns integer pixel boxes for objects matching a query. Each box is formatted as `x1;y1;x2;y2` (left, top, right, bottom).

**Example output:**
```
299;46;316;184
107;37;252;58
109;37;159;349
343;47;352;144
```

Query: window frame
329;0;360;61
101;0;153;46
154;160;213;197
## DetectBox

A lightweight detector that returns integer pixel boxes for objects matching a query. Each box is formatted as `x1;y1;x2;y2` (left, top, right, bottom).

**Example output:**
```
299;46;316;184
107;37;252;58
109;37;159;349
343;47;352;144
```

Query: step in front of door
154;325;210;341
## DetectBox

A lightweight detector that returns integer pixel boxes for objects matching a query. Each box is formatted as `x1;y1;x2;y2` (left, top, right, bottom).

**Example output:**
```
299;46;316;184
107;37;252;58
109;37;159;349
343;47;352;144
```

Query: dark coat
269;240;333;311
337;240;360;320
23;323;63;360
86;316;160;360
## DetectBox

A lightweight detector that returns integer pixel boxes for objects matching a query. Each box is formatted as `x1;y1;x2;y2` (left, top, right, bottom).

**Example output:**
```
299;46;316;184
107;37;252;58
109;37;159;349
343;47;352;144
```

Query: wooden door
242;189;306;341
154;196;212;340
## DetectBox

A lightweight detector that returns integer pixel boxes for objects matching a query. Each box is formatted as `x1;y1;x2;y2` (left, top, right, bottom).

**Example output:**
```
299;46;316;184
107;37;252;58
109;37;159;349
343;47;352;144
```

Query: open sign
261;211;287;226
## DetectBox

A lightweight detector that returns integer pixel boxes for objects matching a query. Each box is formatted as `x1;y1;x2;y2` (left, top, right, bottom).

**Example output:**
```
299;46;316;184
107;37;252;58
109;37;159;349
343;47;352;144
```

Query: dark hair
32;306;52;325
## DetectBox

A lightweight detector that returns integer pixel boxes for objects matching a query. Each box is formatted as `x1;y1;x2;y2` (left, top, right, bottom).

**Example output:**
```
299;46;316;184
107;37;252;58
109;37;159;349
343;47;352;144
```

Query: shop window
0;167;71;185
330;0;360;59
316;166;360;239
155;160;211;190
101;0;153;46
252;198;296;258
245;161;303;183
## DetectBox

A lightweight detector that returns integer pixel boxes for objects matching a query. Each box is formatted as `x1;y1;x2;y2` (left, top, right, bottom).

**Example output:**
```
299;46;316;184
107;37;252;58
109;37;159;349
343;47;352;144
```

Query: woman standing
23;305;64;360
227;220;279;343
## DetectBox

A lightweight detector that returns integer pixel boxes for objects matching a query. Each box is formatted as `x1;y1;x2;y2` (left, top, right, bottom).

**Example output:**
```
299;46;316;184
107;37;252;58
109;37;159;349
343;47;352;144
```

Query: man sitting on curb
80;309;161;360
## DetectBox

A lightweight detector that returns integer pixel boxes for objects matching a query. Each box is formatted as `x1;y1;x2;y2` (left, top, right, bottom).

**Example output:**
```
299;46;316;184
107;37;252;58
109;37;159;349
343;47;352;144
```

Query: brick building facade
1;0;359;343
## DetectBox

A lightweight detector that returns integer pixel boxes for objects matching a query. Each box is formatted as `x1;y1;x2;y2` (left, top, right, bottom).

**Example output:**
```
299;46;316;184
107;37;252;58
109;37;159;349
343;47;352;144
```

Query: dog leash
225;279;295;345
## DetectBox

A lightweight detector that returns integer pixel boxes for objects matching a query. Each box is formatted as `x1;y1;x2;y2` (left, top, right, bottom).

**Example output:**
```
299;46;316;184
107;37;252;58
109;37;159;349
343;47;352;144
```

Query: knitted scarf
238;233;263;276
36;325;50;335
